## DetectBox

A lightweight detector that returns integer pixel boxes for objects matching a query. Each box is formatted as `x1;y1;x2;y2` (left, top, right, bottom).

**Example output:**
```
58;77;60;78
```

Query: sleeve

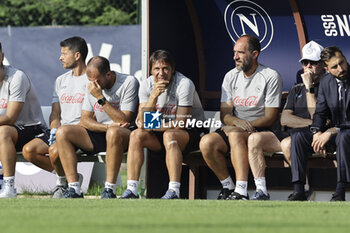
120;77;140;112
311;80;331;130
265;71;283;107
8;71;30;103
177;79;195;107
283;86;296;111
81;88;94;112
51;78;59;104
138;79;150;104
220;72;233;103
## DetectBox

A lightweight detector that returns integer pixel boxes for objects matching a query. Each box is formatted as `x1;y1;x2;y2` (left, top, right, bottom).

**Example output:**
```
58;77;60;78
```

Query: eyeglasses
301;60;319;66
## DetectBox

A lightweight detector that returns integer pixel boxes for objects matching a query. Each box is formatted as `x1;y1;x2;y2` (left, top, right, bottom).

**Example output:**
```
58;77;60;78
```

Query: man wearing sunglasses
247;41;326;200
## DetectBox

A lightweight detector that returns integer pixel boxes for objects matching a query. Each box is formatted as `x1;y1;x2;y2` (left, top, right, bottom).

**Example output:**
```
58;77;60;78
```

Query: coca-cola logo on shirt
93;102;120;112
0;98;7;109
60;93;85;104
155;104;177;115
233;96;258;107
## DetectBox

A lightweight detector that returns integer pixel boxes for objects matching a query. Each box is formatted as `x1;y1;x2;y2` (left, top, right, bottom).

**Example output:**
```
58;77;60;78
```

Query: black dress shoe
287;192;307;201
330;193;345;201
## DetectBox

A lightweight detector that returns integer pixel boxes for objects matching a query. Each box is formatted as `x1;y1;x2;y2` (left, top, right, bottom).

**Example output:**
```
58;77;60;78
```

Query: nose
338;65;344;73
233;52;239;60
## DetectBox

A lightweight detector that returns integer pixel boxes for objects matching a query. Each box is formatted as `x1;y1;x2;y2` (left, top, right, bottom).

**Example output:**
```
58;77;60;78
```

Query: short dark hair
240;34;261;54
60;36;88;61
321;46;345;63
87;56;110;75
149;50;175;74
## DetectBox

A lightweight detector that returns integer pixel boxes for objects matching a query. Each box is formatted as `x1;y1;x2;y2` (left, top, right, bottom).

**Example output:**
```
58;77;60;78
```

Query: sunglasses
301;60;319;66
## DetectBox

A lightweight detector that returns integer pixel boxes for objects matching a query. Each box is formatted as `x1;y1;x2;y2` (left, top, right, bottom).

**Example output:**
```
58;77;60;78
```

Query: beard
236;58;253;73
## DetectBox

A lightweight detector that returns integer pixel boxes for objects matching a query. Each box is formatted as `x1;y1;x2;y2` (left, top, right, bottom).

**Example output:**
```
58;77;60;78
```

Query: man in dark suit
288;46;349;201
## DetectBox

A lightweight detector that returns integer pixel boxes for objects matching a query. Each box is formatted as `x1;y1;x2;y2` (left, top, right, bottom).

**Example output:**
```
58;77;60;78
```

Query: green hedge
0;0;138;26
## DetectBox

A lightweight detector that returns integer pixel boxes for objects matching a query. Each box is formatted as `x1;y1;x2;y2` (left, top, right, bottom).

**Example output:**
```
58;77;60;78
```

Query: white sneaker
0;186;17;198
78;173;84;188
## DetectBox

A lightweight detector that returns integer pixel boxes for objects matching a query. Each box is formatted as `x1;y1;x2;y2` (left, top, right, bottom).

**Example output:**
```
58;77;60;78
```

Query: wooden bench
182;111;337;200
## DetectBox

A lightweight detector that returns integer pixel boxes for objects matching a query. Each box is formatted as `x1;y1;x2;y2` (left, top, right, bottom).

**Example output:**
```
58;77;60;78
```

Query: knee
129;129;146;145
163;131;178;149
106;127;124;145
55;126;69;141
281;138;291;152
199;134;219;159
247;133;263;149
22;144;35;161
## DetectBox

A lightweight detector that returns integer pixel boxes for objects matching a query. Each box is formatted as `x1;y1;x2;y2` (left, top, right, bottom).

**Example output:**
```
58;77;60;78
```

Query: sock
3;176;15;189
305;175;310;191
56;176;67;186
68;182;81;195
293;182;305;194
254;177;268;195
234;180;248;196
335;182;346;197
169;181;181;197
127;180;138;196
220;176;235;190
105;182;116;194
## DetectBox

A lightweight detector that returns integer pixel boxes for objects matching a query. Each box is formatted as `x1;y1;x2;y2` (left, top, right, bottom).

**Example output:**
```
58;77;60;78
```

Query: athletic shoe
251;189;270;200
120;189;139;199
227;191;249;200
217;188;235;200
101;188;116;199
287;192;307;201
0;186;17;198
161;189;179;199
330;193;345;201
63;187;84;198
52;185;67;198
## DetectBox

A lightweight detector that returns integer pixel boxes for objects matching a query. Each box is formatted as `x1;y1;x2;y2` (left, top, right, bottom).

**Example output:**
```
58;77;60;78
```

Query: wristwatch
305;86;315;93
310;126;320;134
97;97;107;106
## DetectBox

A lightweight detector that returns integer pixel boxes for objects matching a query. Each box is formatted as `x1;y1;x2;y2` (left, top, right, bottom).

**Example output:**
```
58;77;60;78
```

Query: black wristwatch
310;126;321;134
97;97;107;106
305;86;315;94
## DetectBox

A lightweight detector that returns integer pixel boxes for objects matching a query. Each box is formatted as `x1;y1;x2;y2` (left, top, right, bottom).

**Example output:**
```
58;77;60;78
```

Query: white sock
254;177;268;195
169;181;181;197
56;176;67;186
68;182;81;195
234;180;248;196
3;176;15;189
220;176;235;190
127;180;138;196
105;182;116;194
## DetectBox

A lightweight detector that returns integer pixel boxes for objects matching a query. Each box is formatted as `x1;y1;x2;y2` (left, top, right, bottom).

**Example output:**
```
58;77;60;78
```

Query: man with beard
199;34;282;200
288;46;350;201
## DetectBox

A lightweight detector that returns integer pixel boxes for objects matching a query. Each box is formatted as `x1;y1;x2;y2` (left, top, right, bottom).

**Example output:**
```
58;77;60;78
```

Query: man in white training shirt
199;35;282;200
121;50;207;199
22;36;88;198
0;42;49;198
56;56;139;198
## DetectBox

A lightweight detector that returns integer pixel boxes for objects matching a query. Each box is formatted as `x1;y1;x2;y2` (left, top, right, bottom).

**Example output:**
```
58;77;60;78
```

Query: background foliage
0;0;139;26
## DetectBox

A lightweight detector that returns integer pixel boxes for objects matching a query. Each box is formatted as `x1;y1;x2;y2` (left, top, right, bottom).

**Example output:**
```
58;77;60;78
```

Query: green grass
0;199;349;233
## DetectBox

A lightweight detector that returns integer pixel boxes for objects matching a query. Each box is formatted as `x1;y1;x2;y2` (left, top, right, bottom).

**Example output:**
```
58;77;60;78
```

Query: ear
74;51;81;61
324;66;329;73
252;50;259;59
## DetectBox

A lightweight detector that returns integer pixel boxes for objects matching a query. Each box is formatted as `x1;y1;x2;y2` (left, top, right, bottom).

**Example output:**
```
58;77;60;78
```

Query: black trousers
290;128;337;184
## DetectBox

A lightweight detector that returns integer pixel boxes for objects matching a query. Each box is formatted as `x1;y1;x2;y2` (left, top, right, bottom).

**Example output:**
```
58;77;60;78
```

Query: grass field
0;199;349;233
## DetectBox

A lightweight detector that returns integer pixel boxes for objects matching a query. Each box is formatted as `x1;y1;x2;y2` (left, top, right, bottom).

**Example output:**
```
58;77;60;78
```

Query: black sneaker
217;188;235;200
120;189;139;199
330;193;345;201
227;191;249;200
101;188;116;199
251;189;270;200
63;187;84;198
287;192;307;201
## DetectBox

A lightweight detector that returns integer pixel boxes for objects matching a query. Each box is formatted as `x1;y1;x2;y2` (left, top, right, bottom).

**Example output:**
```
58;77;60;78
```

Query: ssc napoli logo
224;0;274;51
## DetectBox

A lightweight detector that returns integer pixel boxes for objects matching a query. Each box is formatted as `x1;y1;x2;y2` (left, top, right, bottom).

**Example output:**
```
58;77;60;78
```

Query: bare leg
49;143;65;176
22;138;52;172
0;126;18;177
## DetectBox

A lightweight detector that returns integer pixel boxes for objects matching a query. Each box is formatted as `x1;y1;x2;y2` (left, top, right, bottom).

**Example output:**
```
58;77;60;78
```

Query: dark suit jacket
312;73;350;130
